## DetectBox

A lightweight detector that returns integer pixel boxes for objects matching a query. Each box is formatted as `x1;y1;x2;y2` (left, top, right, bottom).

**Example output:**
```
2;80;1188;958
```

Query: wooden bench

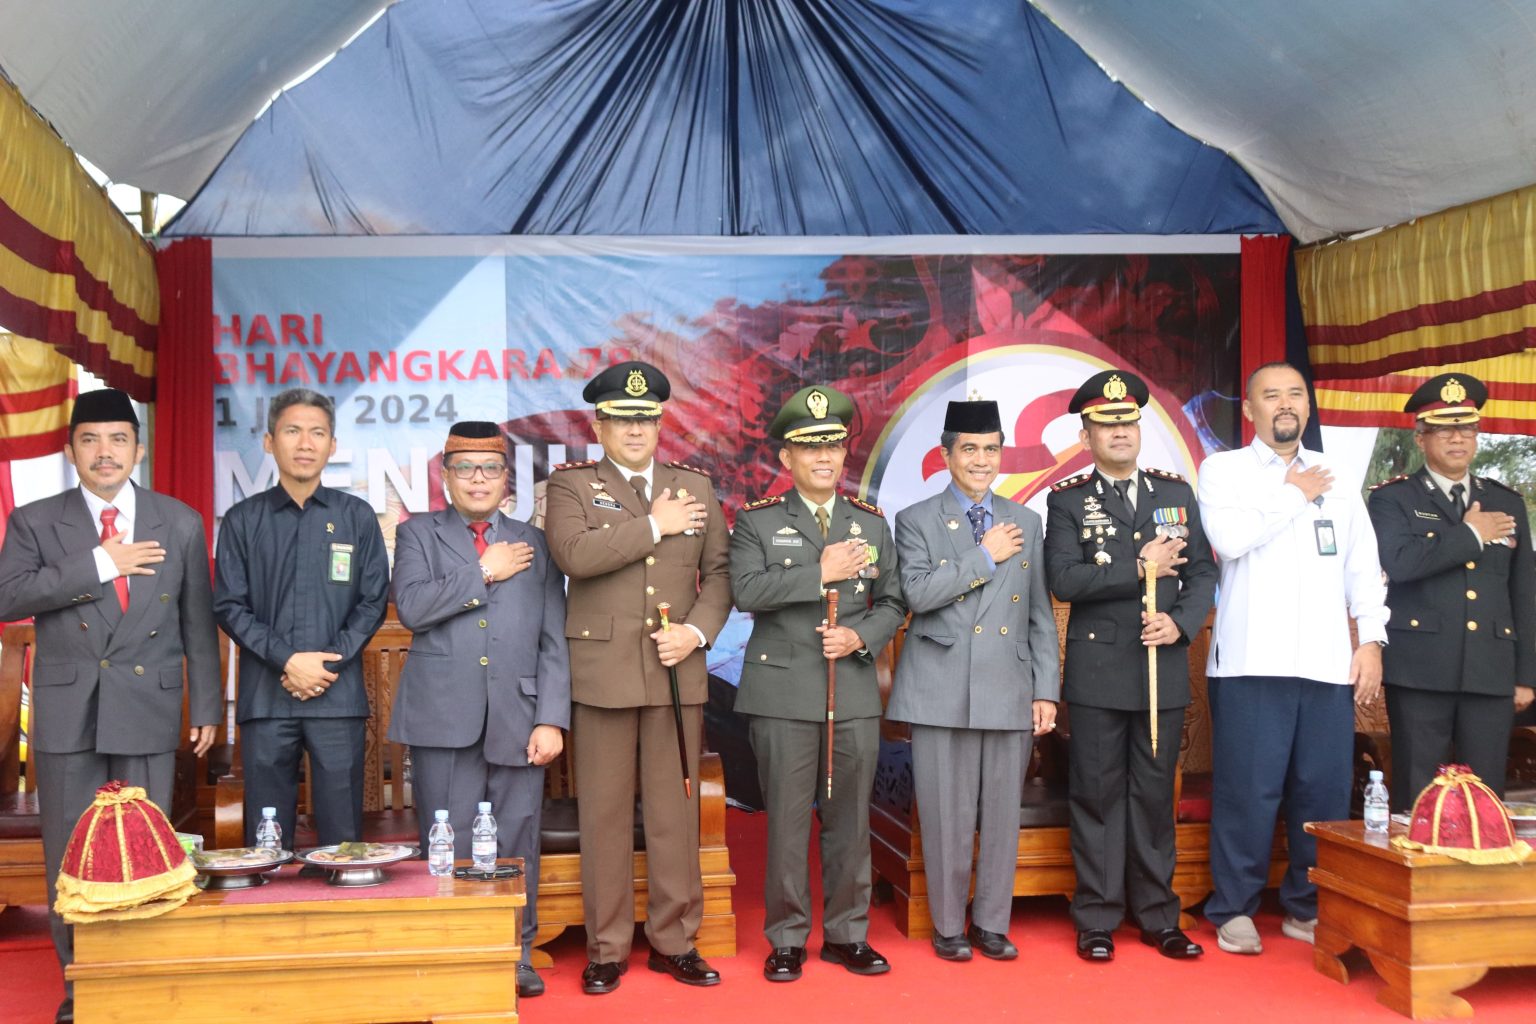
206;617;736;963
0;624;44;914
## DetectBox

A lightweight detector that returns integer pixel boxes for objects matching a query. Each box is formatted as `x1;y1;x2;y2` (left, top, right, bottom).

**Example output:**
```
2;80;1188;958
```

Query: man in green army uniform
730;385;908;982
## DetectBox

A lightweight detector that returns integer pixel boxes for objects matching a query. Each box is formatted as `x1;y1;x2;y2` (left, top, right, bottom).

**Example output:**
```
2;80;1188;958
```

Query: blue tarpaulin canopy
164;0;1281;237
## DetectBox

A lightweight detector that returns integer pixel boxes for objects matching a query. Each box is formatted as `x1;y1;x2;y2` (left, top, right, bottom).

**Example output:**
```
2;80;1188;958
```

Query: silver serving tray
296;844;419;887
192;847;293;890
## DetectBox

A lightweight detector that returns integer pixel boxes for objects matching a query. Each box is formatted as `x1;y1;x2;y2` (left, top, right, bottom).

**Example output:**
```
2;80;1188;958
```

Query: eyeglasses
446;462;508;480
1424;424;1479;438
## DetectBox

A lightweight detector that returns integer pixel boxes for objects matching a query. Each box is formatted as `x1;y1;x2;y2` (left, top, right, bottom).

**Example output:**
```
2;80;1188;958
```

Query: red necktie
470;521;491;556
99;507;130;609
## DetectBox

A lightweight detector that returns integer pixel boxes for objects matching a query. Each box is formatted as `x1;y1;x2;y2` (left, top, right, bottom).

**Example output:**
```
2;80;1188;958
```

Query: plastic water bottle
1363;770;1390;834
471;801;497;872
427;809;455;877
255;806;282;851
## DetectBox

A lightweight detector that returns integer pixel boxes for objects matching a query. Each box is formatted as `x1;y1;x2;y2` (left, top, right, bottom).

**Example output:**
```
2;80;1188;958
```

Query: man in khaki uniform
543;361;732;994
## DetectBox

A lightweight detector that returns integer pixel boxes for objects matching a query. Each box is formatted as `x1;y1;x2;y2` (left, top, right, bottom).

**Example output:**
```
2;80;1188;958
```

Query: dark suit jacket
0;484;220;754
388;508;571;766
730;492;907;723
1044;470;1217;710
1368;467;1535;695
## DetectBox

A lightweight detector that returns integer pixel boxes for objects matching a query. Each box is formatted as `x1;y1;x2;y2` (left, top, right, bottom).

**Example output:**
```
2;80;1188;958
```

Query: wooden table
1307;820;1536;1019
69;860;525;1024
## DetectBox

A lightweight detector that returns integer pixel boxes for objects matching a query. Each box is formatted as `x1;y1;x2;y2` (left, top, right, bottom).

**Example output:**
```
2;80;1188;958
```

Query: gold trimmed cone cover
1392;764;1532;864
54;781;199;923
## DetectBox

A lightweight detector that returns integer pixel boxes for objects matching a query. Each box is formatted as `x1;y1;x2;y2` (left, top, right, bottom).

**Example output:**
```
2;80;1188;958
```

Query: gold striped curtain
0;333;76;460
0;76;157;401
1298;184;1536;432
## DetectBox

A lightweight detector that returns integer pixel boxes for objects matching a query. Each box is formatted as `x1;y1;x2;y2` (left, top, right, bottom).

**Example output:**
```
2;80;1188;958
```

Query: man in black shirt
214;388;390;847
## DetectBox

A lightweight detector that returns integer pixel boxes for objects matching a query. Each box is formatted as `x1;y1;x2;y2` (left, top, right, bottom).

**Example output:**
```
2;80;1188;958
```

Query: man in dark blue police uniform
1368;373;1535;810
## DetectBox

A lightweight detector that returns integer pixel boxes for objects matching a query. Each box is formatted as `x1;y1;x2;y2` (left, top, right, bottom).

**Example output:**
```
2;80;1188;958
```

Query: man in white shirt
1196;362;1388;956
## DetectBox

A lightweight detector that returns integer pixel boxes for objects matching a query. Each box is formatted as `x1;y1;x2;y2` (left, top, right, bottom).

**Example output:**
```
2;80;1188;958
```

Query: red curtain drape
153;238;215;549
1239;234;1292;444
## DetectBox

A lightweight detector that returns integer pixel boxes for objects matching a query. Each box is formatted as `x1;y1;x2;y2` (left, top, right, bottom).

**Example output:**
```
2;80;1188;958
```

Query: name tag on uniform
329;542;354;583
592;496;623;511
1314;520;1337;556
772;535;802;546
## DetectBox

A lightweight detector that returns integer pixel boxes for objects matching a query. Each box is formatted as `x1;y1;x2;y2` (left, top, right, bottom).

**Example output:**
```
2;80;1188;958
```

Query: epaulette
1144;467;1186;482
553;459;598;472
742;495;785;512
667;460;711;478
847;496;884;517
1368;474;1410;491
1051;473;1091;492
1479;475;1521;495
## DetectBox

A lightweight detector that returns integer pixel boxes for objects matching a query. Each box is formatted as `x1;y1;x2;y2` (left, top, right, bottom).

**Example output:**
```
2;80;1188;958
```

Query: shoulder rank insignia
743;495;785;512
847;496;884;517
667;459;711;478
1368;474;1410;491
1051;473;1091;492
1143;467;1186;482
553;459;598;472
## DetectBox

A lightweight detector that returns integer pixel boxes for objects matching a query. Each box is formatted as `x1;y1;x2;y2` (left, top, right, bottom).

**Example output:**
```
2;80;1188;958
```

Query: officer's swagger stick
824;589;840;800
1143;562;1159;757
657;602;692;799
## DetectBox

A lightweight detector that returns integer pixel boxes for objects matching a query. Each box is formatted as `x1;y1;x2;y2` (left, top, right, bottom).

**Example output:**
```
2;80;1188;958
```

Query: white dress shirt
82;482;137;584
1198;437;1389;685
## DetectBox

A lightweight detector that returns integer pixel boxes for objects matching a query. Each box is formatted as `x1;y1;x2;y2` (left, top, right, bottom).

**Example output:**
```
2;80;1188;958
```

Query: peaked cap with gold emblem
582;360;670;418
1405;372;1487;426
1069;369;1148;424
769;385;855;444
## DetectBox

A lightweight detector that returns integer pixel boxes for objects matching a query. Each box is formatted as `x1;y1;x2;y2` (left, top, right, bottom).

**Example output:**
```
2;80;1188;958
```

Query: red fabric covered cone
54;781;198;923
1393;764;1532;864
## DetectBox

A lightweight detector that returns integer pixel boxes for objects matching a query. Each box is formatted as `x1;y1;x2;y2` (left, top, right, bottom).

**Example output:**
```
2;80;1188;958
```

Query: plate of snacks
297;842;419;886
1504;801;1536;839
191;846;293;889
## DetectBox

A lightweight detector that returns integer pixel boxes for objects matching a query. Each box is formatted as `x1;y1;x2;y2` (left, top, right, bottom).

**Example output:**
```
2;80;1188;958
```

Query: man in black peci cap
0;388;221;1024
1368;373;1535;810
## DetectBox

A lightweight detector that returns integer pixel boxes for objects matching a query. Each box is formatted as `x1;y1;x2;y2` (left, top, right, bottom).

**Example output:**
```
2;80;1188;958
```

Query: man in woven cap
214;388;389;854
887;397;1058;963
0;388;220;1023
1044;370;1215;963
1368;373;1535;811
543;361;731;993
388;421;570;997
1196;362;1388;955
730;385;907;981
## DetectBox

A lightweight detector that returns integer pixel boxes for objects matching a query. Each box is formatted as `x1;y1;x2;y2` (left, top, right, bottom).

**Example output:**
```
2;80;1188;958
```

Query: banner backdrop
212;236;1242;683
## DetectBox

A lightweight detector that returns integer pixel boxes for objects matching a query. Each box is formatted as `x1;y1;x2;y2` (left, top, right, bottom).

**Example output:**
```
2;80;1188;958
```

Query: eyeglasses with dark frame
1424;424;1479;438
446;462;509;480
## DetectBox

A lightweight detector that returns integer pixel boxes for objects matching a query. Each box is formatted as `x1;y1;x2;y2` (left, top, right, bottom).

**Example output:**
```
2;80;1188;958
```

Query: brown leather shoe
647;948;722;986
1140;927;1204;959
820;941;892;975
764;946;807;981
966;925;1018;960
581;960;627;994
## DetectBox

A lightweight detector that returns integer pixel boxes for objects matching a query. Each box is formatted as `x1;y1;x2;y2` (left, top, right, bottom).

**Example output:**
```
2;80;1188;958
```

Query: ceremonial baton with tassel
657;602;692;799
824;589;840;800
1143;562;1159;757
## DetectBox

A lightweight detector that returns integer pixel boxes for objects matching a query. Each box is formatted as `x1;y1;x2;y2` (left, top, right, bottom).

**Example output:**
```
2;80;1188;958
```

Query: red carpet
3;810;1534;1023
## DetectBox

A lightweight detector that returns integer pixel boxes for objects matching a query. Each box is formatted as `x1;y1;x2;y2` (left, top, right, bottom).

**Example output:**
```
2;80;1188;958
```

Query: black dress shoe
1140;927;1204;959
55;998;74;1024
965;925;1019;961
581;960;627;994
764;946;807;981
647;948;722;986
1076;929;1115;962
516;962;545;997
931;932;972;961
820;941;892;975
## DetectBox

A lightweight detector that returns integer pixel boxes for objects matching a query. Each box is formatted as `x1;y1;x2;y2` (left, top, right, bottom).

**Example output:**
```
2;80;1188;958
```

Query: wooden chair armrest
1509;725;1536;785
698;751;726;847
213;773;245;849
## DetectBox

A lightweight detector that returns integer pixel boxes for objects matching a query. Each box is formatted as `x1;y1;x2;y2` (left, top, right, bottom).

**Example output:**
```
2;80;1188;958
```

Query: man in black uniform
1043;369;1217;962
1368;373;1535;810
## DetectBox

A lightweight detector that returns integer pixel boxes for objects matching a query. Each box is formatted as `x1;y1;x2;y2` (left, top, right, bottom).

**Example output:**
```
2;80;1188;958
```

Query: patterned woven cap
54;781;198;923
1392;764;1532;865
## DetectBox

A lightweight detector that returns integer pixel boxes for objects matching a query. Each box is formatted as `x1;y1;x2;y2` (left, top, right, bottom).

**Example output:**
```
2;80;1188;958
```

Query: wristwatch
480;562;495;585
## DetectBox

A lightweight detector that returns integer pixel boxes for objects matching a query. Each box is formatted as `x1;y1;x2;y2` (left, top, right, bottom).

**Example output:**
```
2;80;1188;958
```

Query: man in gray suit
388;421;570;998
731;385;908;982
887;398;1059;962
0;389;220;1024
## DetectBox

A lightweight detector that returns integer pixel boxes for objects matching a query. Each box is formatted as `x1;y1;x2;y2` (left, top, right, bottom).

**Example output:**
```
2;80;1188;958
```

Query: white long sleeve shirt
1198;437;1389;685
